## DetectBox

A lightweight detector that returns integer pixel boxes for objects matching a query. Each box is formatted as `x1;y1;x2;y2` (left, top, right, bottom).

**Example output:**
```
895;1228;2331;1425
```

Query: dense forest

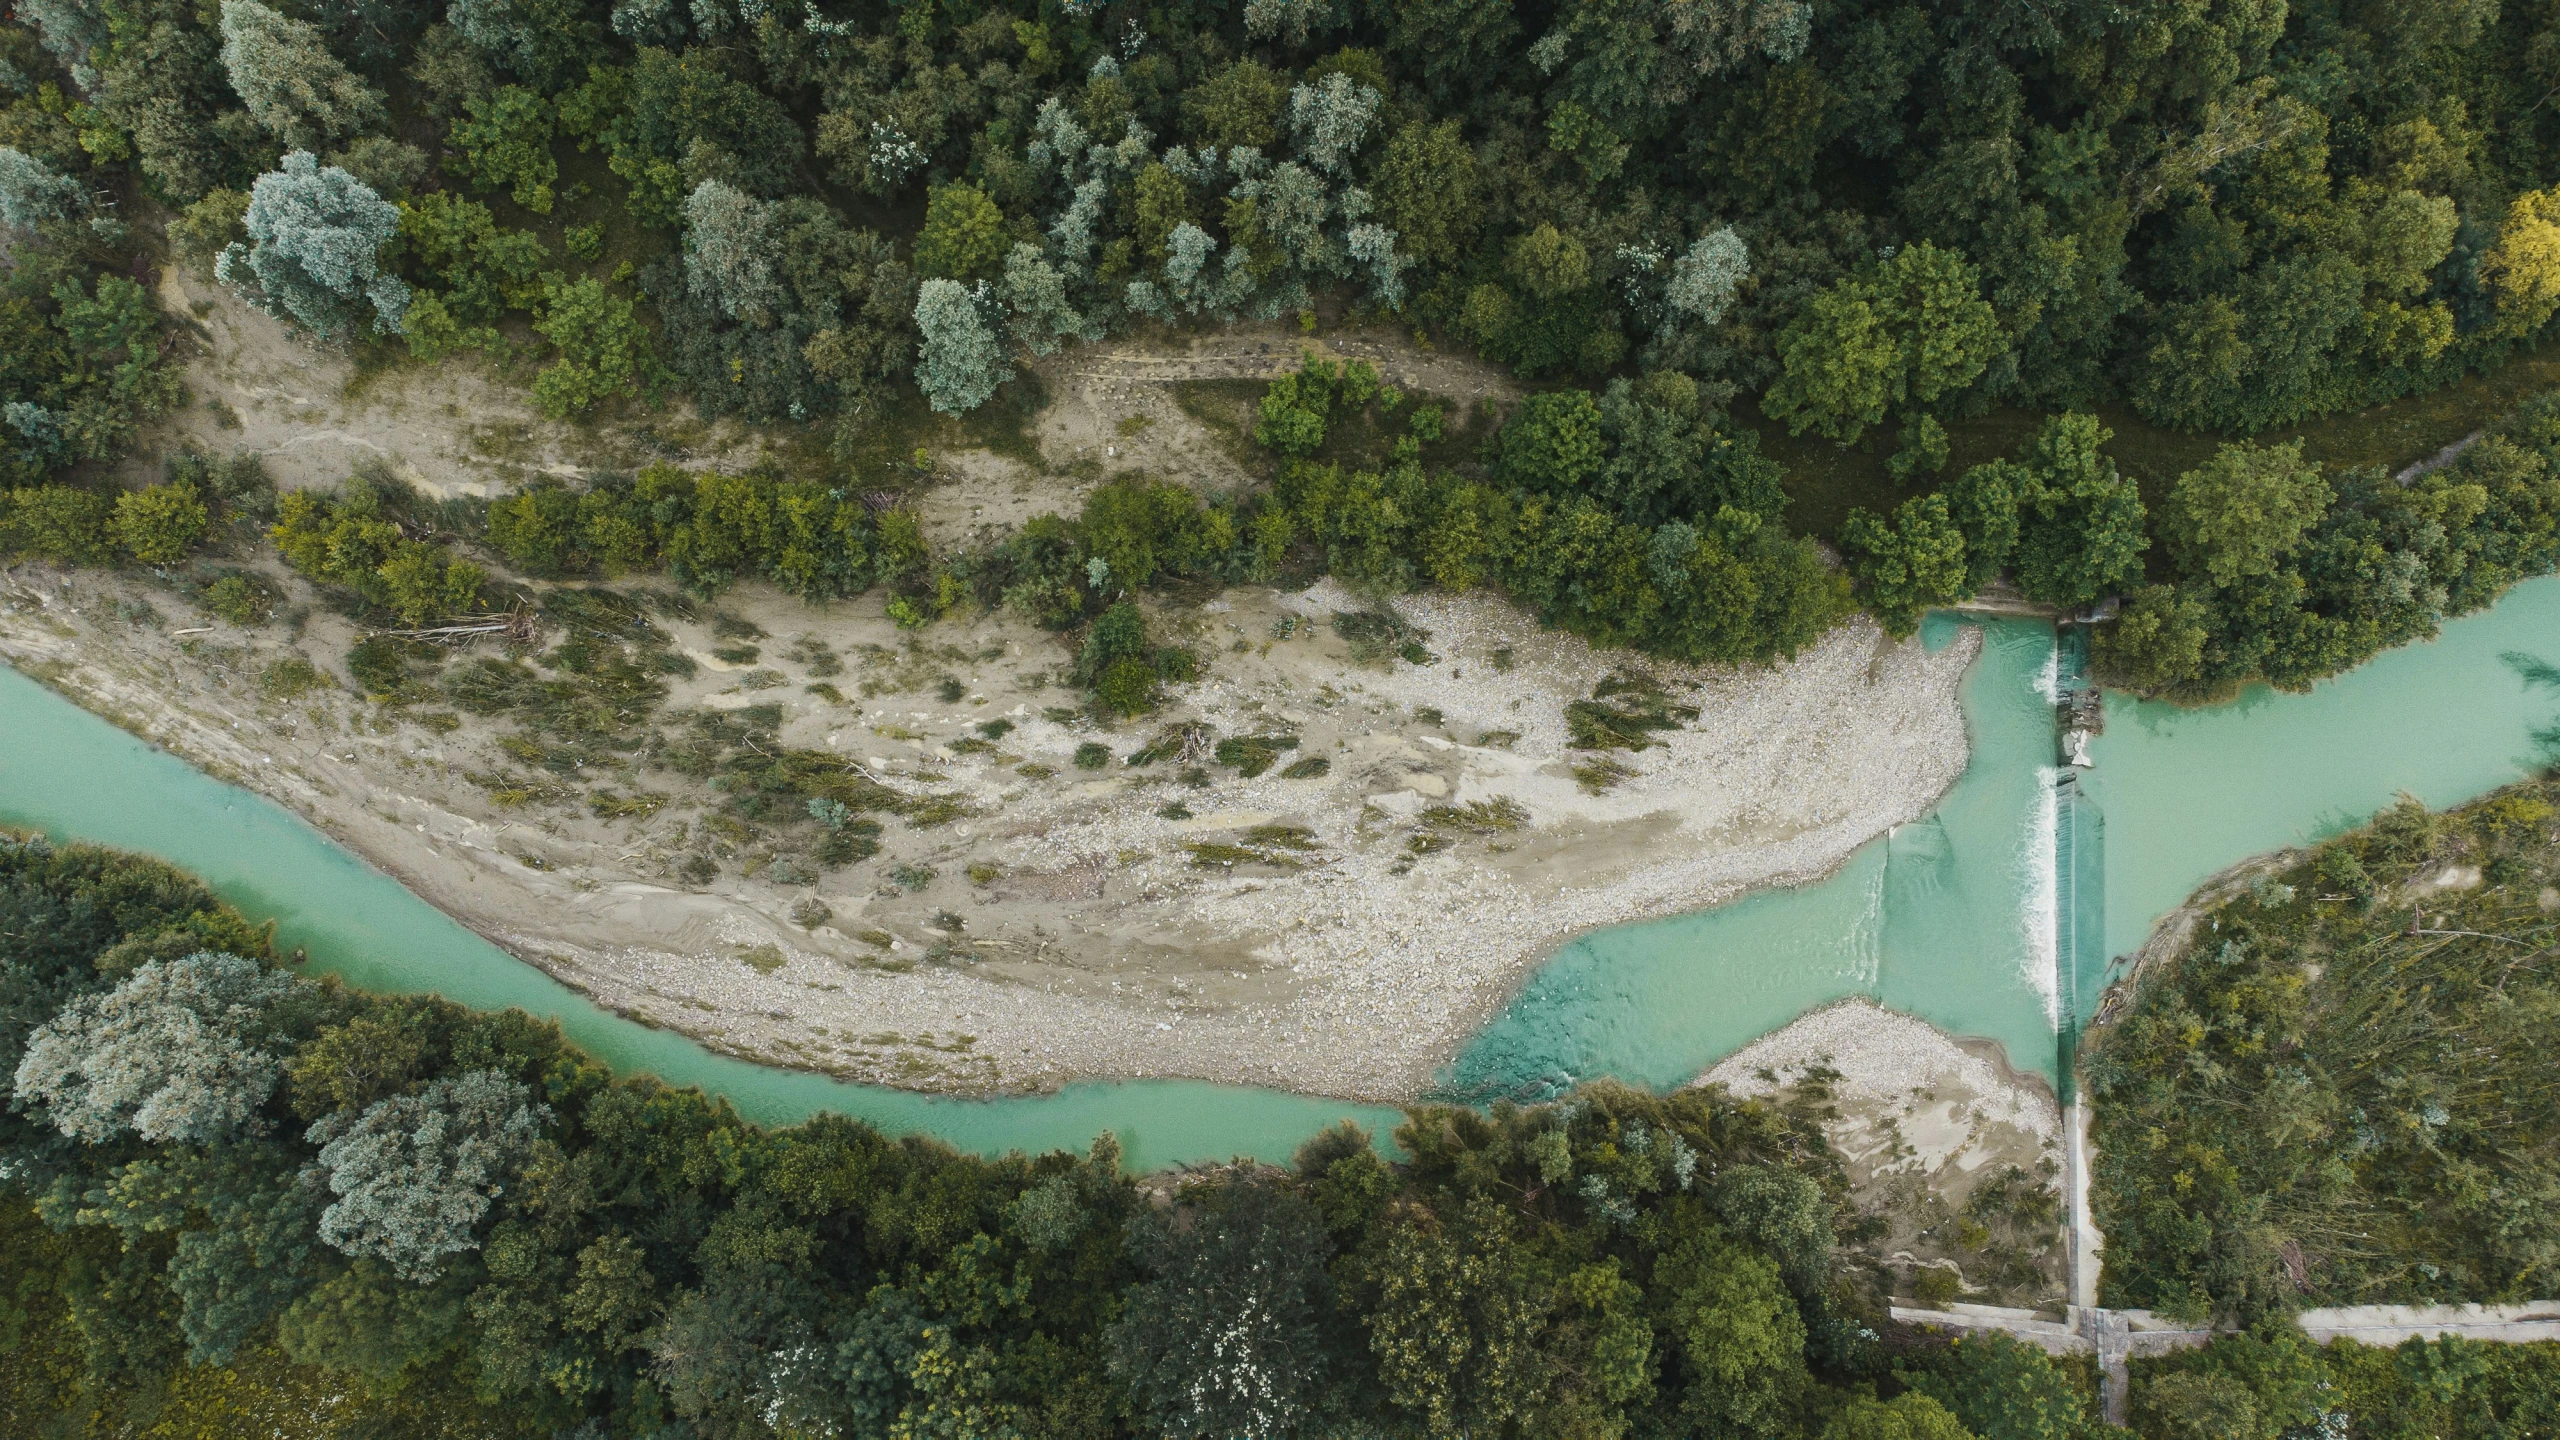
10;0;2560;699
2129;1322;2560;1440
2087;772;2560;1322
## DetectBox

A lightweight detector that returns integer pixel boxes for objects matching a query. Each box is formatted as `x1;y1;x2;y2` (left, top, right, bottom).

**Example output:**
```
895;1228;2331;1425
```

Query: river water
3;577;2554;1165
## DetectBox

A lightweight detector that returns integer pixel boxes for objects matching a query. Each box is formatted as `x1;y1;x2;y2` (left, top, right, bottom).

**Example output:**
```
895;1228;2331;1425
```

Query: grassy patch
258;656;330;701
1332;609;1434;666
1187;823;1322;870
1169;379;1267;466
1571;755;1639;794
1213;733;1301;777
1422;797;1530;833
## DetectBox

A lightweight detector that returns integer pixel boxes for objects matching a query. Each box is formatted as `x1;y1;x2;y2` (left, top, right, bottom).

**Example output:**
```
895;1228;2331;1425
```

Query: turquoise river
3;576;2556;1167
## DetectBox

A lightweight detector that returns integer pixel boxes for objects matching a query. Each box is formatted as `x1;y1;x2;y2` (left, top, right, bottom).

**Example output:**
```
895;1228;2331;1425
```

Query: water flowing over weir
1447;617;2074;1100
2049;626;2108;1099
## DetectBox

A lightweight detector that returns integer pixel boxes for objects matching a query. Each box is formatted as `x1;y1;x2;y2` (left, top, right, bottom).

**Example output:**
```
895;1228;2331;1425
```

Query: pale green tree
218;152;410;338
682;179;780;324
913;278;1010;414
13;951;301;1144
307;1068;547;1280
1669;228;1749;324
0;146;83;230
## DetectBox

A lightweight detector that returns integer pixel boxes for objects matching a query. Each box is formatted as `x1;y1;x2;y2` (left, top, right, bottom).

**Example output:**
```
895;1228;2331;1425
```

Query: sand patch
1704;998;2067;1307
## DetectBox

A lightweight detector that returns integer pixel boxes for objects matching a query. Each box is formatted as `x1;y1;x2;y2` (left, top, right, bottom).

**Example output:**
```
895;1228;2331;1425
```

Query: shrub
112;480;210;564
1095;655;1159;716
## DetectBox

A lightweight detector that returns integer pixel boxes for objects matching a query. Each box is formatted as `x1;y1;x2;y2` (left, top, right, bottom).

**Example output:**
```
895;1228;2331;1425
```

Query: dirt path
132;265;766;498
1057;321;1523;404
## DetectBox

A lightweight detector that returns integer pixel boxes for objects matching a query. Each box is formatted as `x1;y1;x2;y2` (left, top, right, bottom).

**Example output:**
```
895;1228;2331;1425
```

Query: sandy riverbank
1703;998;2068;1304
2;560;1977;1101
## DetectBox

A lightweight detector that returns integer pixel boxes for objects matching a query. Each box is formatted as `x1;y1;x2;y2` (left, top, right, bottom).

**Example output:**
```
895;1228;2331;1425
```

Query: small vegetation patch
1072;742;1112;769
1213;734;1301;778
1187;824;1321;870
198;571;279;626
905;795;976;827
346;635;445;704
738;943;786;973
783;634;843;676
1332;609;1434;666
1127;723;1214;767
1422;797;1531;834
258;655;329;700
1566;672;1699;751
1572;755;1640;795
588;790;667;819
1280;756;1331;780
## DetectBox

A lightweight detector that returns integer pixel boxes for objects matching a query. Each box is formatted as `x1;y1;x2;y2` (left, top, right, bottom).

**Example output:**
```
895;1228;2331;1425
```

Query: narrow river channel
3;576;2555;1167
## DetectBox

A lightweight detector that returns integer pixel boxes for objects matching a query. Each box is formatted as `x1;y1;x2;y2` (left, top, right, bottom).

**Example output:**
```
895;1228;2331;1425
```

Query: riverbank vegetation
2092;397;2560;700
2;831;2143;1439
2087;773;2560;1322
2131;1324;2560;1440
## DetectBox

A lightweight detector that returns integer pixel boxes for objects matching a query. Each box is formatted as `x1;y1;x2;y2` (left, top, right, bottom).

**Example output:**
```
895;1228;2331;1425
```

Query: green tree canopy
2160;440;2334;590
915;181;1008;281
1766;243;2005;444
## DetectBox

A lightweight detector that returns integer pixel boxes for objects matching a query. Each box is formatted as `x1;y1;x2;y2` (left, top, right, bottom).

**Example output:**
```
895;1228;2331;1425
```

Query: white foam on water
2019;766;2061;1026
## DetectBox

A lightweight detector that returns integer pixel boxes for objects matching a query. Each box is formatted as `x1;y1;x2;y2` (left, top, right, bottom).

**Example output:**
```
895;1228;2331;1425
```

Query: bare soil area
130;266;771;498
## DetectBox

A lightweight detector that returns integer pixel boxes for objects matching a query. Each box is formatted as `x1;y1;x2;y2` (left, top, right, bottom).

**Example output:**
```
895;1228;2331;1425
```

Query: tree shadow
2501;650;2560;759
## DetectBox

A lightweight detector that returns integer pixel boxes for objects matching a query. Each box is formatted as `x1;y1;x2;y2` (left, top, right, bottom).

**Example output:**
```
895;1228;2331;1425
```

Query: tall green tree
2009;413;2147;608
218;0;385;152
2158;441;2333;590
